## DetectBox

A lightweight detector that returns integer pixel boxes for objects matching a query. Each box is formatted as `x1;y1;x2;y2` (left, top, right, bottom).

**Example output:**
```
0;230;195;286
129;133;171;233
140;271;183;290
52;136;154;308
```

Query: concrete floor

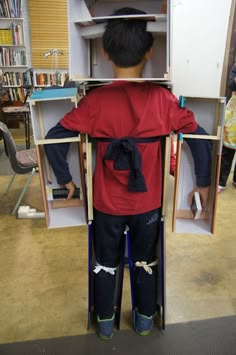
0;146;235;344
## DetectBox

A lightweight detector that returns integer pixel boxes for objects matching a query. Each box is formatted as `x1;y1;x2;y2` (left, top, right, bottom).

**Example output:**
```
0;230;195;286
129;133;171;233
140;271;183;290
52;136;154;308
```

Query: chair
2;86;32;149
0;122;38;215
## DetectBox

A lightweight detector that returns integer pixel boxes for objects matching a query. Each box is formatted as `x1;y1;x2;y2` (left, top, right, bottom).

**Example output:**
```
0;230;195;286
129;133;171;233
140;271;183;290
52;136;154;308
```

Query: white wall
171;0;232;98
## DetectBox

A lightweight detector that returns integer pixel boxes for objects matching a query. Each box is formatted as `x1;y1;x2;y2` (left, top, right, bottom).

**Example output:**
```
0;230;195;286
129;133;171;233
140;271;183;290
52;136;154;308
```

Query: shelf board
78;14;167;39
0;65;27;68
35;137;81;145
0;44;26;47
30;87;78;102
75;13;166;25
0;17;23;21
2;85;22;88
69;76;171;83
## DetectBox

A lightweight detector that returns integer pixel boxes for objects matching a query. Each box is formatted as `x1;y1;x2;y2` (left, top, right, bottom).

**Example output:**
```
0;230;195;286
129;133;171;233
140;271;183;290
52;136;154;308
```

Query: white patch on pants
93;261;118;275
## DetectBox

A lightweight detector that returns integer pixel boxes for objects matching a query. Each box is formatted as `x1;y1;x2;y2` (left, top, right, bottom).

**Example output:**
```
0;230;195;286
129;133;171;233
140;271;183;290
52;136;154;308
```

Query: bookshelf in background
0;0;22;17
0;0;29;103
33;69;68;88
1;69;33;101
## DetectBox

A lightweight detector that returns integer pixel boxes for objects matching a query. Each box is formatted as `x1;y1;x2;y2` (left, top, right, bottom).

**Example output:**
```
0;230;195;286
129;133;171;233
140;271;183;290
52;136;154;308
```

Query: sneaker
135;312;154;336
97;314;115;340
218;185;226;193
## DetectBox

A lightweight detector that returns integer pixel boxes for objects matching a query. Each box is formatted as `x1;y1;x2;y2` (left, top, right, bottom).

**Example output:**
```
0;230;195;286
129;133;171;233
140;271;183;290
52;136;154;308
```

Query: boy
44;7;212;339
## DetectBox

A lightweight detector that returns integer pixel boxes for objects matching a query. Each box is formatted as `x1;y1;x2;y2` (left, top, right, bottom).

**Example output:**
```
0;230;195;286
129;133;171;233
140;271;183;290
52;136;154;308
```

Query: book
0;29;13;45
191;191;202;220
52;188;80;200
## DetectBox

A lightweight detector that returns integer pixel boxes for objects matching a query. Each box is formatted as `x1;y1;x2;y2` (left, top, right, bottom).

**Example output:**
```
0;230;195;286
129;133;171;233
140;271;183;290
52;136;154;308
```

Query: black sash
97;137;160;192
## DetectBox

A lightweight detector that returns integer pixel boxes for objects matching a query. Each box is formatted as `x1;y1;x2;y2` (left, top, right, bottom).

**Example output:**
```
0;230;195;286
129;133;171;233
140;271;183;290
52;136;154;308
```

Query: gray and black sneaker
97;314;115;340
135;312;154;336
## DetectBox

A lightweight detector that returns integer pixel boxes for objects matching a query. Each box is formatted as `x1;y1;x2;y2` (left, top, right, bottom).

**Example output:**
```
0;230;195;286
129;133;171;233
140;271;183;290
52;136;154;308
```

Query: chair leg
24;113;31;149
12;168;37;215
5;173;17;194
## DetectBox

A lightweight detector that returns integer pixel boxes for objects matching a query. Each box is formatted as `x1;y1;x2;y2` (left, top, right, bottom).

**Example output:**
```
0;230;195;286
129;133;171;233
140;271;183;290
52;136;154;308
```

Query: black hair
103;7;154;68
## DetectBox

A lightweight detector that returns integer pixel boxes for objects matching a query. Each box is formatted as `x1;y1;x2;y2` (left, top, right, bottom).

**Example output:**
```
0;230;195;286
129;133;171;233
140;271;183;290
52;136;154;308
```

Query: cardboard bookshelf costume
29;0;225;333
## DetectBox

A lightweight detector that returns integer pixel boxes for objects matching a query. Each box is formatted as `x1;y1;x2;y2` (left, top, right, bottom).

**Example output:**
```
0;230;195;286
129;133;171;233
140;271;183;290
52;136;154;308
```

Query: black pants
93;208;161;319
219;145;236;187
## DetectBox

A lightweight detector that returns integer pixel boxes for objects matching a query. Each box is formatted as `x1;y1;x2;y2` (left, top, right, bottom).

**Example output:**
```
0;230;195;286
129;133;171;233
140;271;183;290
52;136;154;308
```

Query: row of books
0;47;26;66
0;0;22;18
34;72;68;87
2;70;33;87
7;86;26;102
0;23;24;45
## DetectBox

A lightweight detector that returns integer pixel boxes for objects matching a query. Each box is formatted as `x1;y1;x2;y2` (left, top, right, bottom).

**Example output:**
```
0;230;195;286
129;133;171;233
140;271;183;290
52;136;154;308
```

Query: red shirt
60;81;197;215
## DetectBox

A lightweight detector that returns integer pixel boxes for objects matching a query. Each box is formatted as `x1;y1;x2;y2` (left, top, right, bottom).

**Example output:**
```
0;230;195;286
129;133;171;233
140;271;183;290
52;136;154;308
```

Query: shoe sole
135;328;152;336
97;332;114;340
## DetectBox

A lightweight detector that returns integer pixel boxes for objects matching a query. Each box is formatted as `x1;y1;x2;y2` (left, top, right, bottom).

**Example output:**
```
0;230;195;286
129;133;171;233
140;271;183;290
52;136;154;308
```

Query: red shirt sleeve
60;95;92;133
165;90;198;133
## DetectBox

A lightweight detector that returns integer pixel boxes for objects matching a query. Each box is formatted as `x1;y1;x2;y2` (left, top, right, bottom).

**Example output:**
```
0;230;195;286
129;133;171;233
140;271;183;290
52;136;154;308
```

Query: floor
0;132;235;344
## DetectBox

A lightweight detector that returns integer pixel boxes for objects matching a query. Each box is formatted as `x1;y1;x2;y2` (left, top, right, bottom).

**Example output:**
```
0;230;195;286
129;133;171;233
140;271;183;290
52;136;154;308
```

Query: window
28;0;68;69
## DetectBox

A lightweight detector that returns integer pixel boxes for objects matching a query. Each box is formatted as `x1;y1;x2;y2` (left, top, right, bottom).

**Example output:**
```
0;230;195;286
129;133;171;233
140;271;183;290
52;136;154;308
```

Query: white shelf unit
33;69;69;88
172;96;226;235
29;88;91;229
67;0;171;82
0;16;29;101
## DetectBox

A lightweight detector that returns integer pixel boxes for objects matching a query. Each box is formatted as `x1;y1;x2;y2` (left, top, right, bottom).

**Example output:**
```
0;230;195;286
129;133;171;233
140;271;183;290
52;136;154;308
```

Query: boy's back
59;81;197;215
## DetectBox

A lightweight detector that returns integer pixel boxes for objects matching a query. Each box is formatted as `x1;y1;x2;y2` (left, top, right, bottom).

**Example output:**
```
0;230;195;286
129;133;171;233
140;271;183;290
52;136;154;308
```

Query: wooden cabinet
29;87;92;228
67;0;171;81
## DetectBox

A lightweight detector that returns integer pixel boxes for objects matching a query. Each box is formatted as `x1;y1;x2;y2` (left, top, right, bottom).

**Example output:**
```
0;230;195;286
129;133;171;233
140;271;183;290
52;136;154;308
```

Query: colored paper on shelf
0;29;13;45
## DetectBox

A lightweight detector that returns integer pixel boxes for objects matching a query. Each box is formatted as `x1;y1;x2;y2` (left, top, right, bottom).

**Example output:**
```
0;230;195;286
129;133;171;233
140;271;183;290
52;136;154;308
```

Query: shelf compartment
68;0;170;81
172;97;226;235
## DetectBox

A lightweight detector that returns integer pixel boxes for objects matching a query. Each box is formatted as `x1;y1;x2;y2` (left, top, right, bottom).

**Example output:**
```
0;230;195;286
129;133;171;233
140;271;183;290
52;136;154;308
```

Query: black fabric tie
103;137;147;192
